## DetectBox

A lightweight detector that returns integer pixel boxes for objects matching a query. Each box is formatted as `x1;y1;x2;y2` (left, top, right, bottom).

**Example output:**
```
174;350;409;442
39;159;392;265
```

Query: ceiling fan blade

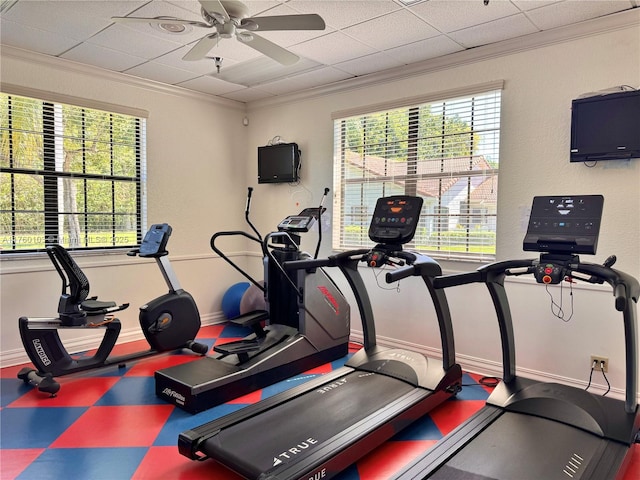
111;16;211;28
183;33;220;61
240;14;325;32
240;33;299;66
199;0;230;22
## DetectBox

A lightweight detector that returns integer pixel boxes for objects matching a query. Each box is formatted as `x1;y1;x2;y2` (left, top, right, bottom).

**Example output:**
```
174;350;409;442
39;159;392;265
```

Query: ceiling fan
111;0;325;66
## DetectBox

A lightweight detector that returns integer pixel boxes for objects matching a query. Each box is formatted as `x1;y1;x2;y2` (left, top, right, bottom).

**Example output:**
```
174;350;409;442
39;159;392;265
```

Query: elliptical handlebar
245;187;262;242
283;249;371;272
210;230;265;292
314;187;330;259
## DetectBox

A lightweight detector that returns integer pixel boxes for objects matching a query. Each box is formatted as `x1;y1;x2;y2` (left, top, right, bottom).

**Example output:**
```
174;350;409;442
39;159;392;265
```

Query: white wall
1;14;639;402
242;18;640;400
0;50;258;364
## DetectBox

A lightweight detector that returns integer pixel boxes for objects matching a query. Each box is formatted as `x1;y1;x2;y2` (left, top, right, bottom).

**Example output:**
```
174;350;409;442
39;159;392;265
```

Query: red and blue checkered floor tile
2;324;639;479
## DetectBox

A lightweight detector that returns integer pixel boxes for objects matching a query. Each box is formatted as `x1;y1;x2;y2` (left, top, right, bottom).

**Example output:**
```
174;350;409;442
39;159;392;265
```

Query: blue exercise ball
221;282;250;319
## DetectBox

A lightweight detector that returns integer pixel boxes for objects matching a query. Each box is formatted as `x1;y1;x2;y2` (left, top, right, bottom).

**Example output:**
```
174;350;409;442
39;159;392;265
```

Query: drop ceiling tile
286;0;402;30
253;24;336;48
343;8;440;50
61;42;146;72
1;0;145;39
448;13;539;48
259;66;353;95
289;31;377;64
383;34;464;64
0;18;81;55
242;0;294;17
221;86;275;102
176;75;245;95
214;56;322;86
410;0;522;33
86;24;184;59
334;51;406;76
524;0;635;30
164;0;207;17
111;1;213;45
511;1;565;12
124;61;201;85
131;0;203;18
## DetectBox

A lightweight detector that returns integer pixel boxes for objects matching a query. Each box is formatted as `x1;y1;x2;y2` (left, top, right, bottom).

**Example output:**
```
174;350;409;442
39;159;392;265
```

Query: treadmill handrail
432;256;639;415
285;248;458;371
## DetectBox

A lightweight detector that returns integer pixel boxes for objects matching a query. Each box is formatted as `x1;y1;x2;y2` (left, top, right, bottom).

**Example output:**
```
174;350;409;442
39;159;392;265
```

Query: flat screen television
570;89;640;162
258;143;300;184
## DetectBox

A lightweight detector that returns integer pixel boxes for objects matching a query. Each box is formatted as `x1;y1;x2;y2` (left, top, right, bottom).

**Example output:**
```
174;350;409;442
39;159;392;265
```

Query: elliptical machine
154;187;351;413
18;224;207;395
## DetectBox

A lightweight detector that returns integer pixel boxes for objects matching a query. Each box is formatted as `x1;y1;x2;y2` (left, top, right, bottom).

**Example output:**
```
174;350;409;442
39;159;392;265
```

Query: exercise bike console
138;223;172;257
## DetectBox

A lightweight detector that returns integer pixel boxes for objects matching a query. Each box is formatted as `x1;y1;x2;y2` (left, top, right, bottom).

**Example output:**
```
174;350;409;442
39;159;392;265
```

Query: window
332;83;501;262
0;91;146;253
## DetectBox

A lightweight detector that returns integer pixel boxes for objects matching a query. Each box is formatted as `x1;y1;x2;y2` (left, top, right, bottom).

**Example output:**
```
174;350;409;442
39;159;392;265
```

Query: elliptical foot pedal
214;339;263;362
230;310;268;339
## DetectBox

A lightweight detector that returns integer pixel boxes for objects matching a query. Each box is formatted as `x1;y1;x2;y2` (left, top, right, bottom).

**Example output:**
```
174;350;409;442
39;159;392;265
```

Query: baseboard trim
349;330;632;401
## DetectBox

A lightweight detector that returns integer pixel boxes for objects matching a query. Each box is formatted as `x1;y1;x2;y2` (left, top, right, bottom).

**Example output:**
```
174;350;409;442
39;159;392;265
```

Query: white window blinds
333;84;502;262
1;91;146;253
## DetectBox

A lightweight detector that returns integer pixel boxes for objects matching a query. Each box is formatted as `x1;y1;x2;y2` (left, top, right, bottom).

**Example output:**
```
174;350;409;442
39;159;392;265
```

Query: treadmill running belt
203;371;416;477
432;412;609;480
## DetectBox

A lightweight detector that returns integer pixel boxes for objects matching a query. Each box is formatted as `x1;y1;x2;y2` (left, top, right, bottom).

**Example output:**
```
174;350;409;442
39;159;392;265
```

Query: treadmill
393;194;640;480
179;195;463;479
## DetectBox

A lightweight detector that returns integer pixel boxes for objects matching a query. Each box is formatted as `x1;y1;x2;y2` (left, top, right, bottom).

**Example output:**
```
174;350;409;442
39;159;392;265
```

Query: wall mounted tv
570;89;640;162
258;143;300;184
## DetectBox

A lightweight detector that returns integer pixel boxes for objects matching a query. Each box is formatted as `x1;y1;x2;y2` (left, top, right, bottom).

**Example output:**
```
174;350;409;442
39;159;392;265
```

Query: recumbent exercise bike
18;224;207;395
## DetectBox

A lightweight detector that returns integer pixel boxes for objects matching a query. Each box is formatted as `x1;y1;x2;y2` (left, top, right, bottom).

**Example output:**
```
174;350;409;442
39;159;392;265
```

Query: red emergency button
542;275;552;284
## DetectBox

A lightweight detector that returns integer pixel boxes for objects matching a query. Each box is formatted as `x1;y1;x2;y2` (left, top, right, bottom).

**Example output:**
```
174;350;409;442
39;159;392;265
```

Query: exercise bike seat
81;297;129;315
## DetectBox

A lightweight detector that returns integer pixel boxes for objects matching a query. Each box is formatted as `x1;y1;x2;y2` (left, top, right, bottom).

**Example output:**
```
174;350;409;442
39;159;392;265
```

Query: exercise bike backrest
47;244;129;326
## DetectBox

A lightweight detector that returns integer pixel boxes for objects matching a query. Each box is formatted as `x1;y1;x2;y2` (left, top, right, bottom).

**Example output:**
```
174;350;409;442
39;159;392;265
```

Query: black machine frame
18;223;207;395
392;194;640;480
154;188;351;413
178;195;463;479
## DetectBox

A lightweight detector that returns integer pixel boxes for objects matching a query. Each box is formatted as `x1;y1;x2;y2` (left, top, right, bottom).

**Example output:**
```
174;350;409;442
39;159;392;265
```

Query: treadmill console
523;195;603;255
369;196;423;245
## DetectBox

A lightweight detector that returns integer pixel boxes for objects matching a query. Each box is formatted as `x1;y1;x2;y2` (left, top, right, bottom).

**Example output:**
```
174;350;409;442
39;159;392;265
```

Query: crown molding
249;8;640;111
0;44;245;111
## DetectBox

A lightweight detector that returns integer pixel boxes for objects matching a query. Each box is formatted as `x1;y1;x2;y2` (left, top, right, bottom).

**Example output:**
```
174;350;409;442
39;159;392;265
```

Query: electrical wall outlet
590;355;609;373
